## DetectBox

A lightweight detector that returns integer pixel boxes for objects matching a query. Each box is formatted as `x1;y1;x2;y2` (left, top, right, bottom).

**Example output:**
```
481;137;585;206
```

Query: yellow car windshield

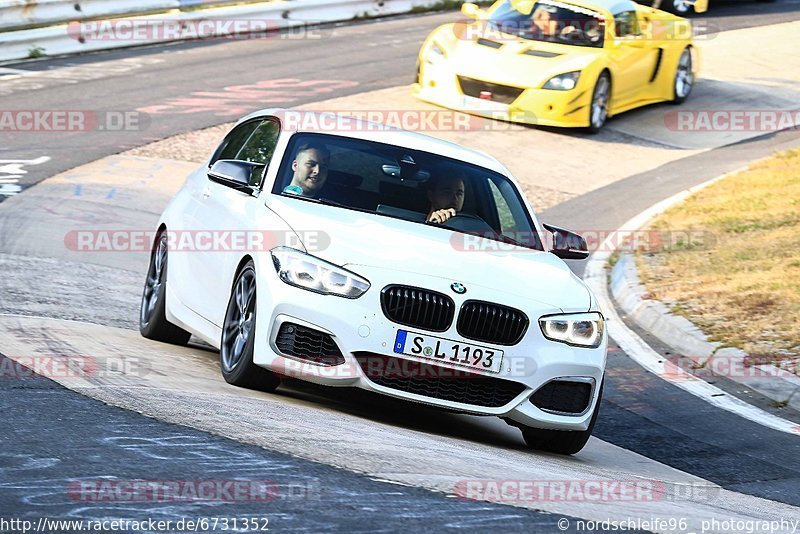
488;0;605;48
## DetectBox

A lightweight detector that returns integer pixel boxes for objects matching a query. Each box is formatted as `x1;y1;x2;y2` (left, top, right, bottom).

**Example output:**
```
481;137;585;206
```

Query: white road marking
0;156;51;196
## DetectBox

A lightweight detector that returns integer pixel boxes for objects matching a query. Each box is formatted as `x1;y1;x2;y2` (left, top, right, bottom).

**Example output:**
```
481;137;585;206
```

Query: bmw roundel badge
451;282;466;294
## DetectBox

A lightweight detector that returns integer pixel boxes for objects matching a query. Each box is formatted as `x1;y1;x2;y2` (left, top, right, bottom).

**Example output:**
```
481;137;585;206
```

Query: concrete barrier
0;0;445;62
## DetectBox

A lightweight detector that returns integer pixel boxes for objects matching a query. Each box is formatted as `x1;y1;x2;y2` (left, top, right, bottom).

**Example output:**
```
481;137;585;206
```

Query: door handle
201;186;212;199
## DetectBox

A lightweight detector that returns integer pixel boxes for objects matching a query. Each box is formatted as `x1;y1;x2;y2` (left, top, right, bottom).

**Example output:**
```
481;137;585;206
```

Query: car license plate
393;330;503;374
461;95;508;113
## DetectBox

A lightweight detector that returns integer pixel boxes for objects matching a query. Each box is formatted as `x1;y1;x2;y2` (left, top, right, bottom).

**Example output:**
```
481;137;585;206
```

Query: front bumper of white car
252;263;607;432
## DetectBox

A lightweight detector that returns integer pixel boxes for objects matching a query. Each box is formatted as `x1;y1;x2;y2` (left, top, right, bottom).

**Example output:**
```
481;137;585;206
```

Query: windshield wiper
316;197;346;207
281;193;345;208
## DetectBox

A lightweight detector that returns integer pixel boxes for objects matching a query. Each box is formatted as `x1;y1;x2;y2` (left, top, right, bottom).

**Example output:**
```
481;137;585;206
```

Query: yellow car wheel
656;0;694;14
588;72;611;134
672;48;694;105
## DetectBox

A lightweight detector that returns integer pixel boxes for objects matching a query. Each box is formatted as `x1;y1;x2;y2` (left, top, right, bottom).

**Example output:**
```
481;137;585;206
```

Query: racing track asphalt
2;0;800;528
0;353;591;530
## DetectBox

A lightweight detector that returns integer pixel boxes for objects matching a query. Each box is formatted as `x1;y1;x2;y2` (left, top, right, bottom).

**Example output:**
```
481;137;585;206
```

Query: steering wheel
559;25;584;40
441;212;493;233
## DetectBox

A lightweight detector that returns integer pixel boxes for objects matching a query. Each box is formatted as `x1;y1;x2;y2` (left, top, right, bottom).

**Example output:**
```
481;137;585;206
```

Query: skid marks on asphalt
138;78;360;117
0;57;165;97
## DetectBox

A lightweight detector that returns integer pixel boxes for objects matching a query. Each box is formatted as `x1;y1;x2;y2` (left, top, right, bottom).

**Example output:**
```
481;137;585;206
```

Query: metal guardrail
0;0;367;32
0;0;445;62
0;0;182;32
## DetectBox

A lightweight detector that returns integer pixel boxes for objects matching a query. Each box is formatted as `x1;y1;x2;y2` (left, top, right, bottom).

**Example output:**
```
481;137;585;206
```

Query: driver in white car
426;174;466;224
283;142;330;197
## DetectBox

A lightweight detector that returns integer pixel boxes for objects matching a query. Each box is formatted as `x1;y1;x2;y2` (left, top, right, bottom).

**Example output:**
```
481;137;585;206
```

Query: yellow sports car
413;0;702;132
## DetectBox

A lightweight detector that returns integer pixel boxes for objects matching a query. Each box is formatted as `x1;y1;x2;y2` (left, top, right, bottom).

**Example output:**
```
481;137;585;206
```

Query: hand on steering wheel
427;208;457;224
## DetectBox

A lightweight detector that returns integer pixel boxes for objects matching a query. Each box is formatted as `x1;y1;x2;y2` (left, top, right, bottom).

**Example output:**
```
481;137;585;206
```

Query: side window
489;180;517;233
614;11;640;38
211;120;260;165
235;120;280;169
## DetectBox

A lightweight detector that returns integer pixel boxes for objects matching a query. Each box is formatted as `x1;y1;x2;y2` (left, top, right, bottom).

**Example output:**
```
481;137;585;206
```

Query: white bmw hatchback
140;109;607;454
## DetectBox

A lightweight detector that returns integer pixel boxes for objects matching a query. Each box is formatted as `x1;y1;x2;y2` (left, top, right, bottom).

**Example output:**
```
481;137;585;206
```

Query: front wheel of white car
220;261;280;391
520;382;603;455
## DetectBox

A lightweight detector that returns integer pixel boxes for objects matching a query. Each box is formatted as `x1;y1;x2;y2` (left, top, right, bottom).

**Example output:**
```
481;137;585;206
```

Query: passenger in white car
283;142;330;197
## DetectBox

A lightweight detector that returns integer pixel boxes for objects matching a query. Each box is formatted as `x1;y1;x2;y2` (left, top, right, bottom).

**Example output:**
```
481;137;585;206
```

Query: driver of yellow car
531;5;579;40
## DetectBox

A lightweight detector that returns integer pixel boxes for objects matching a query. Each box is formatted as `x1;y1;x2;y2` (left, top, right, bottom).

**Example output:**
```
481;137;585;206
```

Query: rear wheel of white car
140;230;191;345
672;47;694;105
587;72;610;134
521;382;603;455
220;261;280;391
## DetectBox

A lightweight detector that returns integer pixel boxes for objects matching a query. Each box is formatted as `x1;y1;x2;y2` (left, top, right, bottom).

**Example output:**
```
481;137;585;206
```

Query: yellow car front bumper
414;62;595;129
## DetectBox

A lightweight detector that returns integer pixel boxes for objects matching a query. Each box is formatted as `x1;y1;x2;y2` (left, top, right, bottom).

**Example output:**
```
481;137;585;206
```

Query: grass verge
635;148;800;371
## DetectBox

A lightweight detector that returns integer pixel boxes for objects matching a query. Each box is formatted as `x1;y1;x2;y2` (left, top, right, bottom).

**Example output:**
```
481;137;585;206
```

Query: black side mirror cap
543;223;590;260
208;159;264;195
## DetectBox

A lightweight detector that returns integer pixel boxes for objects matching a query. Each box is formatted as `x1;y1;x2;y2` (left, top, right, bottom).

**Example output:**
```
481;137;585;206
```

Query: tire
657;0;695;14
671;47;694;105
587;72;610;134
521;381;603;455
140;230;191;345
219;261;280;391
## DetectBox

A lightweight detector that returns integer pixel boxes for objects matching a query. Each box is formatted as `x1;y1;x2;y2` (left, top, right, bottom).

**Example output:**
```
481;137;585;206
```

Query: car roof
241;108;511;176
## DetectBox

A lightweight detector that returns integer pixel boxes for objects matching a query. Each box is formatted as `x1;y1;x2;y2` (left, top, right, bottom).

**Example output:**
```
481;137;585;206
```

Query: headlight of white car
539;312;604;348
271;247;370;299
542;71;581;91
426;42;446;65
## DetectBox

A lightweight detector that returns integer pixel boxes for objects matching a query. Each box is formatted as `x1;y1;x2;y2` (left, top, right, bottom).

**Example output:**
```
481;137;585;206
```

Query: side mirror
543;223;590;260
208;159;264;195
461;2;480;18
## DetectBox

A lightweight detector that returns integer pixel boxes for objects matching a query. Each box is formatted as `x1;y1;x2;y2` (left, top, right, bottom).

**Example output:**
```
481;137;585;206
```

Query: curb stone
609;252;800;412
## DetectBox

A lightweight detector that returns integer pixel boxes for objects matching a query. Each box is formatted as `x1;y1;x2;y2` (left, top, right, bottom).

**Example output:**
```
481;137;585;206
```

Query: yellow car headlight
543;71;581;91
426;42;446;65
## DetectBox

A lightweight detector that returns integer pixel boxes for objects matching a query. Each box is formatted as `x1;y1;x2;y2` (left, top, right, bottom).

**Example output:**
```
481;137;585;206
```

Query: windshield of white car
272;133;544;251
487;0;605;48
